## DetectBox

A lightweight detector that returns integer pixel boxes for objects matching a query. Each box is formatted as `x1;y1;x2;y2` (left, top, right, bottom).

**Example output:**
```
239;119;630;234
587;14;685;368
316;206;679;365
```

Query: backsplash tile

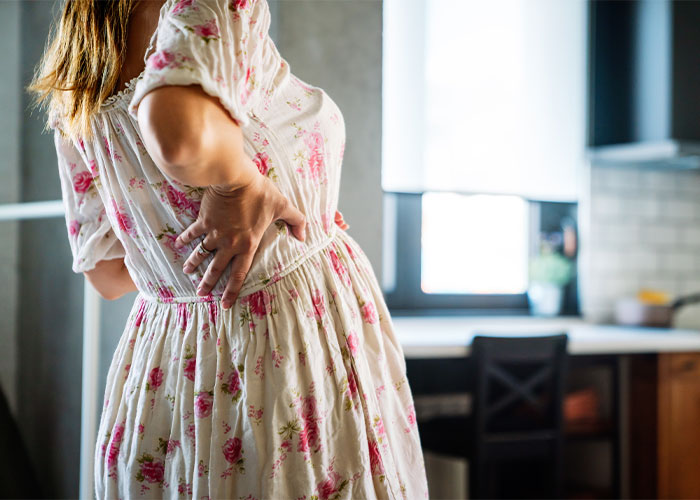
582;165;700;324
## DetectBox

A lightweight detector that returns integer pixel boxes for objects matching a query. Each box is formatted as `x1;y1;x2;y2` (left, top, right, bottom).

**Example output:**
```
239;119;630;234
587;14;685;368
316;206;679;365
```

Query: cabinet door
658;353;700;499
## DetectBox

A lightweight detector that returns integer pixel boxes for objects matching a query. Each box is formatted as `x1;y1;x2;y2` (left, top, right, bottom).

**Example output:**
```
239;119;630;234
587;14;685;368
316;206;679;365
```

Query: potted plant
528;248;573;316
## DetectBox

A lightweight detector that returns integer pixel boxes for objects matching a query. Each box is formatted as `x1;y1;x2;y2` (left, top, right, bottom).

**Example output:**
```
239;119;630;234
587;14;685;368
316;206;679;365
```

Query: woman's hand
334;210;349;230
175;168;306;309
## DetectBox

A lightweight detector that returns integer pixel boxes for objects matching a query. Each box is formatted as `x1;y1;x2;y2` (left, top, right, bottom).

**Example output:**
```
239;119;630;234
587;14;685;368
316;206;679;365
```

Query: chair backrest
471;334;568;437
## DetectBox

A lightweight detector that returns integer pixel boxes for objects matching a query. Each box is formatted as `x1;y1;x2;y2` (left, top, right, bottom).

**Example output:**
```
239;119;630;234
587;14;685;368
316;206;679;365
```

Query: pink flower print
194;391;213;418
230;0;248;9
148;367;164;391
329;248;350;286
374;416;386;441
148;50;177;70
185;423;196;442
208;301;219;324
304;130;326;180
253;151;270;176
344;241;357;260
222;437;242;464
111;199;135;236
88;160;98;177
102;136;122;162
311;289;326;322
177;303;190;330
172;0;195;15
368;439;384;475
72;171;93;194
406;404;416;426
224;369;241;395
241;290;274;319
346;332;359;356
316;469;343;500
134;300;147;327
106;422;125;469
164;184;197;216
157;285;174;303
361;301;377;324
139;458;165;484
184;358;196;382
192;18;220;41
347;370;358;398
166;439;181;455
68;220;80;236
271;347;284;368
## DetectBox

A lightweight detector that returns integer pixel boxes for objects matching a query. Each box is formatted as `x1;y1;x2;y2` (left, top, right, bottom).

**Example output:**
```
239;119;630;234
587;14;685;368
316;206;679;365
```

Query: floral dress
52;0;429;498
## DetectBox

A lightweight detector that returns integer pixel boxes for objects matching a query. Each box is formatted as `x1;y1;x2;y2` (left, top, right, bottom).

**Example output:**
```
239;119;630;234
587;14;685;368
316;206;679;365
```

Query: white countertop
392;315;700;358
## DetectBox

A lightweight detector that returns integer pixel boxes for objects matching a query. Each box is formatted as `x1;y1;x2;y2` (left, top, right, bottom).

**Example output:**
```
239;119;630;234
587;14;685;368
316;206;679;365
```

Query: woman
29;0;429;498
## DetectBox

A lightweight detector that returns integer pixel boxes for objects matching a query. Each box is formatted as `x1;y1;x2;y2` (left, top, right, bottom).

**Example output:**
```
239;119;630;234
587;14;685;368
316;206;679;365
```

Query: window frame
382;192;532;316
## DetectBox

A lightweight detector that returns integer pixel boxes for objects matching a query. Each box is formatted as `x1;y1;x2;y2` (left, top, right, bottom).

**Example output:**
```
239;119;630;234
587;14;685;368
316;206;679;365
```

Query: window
421;193;529;295
381;0;585;315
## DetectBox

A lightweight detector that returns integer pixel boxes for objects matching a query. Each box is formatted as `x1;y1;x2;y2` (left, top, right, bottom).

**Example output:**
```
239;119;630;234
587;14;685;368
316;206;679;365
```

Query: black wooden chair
417;333;569;499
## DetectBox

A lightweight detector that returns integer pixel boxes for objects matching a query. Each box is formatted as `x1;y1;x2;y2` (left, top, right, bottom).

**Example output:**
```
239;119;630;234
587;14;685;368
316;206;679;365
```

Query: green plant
529;252;573;287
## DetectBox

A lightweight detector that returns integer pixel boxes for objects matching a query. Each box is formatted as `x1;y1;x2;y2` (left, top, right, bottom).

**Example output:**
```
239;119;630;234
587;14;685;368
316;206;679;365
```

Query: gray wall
0;0;21;418
5;1;384;497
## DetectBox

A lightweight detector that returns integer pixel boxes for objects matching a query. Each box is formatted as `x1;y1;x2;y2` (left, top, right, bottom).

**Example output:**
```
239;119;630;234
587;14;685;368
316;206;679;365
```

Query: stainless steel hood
587;0;700;168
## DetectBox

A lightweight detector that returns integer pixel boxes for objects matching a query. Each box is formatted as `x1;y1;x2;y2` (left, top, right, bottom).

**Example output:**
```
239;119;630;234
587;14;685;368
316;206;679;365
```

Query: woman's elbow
137;87;205;168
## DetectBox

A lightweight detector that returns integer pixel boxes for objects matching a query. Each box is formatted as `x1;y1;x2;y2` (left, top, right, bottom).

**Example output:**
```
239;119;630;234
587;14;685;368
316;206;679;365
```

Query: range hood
587;0;700;168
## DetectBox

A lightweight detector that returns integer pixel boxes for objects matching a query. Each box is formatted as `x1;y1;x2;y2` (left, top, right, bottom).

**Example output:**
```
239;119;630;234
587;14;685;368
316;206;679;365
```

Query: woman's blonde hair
27;0;137;141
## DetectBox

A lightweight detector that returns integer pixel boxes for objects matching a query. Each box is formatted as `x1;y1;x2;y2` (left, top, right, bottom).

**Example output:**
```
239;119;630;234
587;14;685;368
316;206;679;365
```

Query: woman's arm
135;84;307;309
84;258;138;300
137;84;258;188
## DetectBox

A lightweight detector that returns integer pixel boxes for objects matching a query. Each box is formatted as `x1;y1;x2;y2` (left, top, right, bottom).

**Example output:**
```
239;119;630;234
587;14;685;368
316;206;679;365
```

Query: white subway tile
640;170;678;192
591;194;623;218
660;198;696;220
638;224;679;246
675;171;700;195
679;226;700;246
659;251;695;272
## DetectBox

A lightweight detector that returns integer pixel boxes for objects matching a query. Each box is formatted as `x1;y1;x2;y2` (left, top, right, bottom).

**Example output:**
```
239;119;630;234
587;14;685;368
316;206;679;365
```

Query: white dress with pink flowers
52;0;429;498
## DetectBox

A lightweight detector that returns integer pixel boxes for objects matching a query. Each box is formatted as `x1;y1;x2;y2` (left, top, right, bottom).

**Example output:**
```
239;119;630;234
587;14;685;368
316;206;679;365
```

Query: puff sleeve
128;0;273;128
54;129;126;273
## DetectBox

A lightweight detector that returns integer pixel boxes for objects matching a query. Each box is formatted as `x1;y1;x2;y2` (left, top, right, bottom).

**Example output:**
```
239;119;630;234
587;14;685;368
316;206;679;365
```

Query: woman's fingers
276;197;307;241
221;251;256;309
182;234;217;274
334;210;349;230
197;247;235;296
175;219;207;249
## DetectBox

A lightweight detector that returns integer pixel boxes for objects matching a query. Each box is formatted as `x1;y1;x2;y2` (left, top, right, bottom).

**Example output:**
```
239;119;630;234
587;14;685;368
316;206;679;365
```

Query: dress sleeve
54;128;126;273
128;0;271;128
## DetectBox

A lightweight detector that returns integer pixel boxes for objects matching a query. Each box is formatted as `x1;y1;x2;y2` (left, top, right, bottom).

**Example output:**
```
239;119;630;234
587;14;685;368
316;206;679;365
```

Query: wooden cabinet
630;353;700;499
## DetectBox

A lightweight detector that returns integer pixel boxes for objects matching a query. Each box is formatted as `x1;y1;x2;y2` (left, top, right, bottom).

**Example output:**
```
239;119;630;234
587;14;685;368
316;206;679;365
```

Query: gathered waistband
139;226;339;304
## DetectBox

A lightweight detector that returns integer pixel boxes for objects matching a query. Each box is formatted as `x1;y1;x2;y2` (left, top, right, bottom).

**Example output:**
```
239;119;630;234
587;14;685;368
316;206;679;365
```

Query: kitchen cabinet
630;352;700;499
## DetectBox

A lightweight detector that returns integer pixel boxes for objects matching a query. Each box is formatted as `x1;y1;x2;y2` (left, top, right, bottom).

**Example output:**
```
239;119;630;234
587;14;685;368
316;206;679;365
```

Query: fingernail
183;265;192;273
197;287;206;296
174;240;183;249
222;301;230;310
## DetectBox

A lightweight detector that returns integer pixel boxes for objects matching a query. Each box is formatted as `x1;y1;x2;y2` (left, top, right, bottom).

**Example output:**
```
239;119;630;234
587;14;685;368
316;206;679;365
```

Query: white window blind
382;0;587;202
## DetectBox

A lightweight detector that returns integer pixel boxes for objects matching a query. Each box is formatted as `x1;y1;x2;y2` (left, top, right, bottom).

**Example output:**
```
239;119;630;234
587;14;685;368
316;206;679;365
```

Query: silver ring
196;241;214;257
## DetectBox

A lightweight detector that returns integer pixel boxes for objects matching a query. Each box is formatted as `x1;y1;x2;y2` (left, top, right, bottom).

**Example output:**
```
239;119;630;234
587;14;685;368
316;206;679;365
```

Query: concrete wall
269;0;384;277
0;0;21;418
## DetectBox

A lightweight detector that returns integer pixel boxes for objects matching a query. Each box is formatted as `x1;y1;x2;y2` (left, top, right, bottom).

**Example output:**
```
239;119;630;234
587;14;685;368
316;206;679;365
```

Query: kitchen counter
392;315;700;358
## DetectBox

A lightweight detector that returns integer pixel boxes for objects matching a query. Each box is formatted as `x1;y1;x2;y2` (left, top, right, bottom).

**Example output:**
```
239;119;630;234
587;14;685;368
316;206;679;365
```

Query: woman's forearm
136;84;259;188
84;258;138;300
